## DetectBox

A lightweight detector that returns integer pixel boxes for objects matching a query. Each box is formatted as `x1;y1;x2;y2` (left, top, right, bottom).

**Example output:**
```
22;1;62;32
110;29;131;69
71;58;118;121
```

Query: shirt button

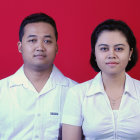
35;135;39;139
37;113;41;117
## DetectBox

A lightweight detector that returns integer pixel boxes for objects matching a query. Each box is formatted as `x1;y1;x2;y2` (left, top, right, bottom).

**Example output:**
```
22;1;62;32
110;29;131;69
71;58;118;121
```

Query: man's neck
23;65;53;93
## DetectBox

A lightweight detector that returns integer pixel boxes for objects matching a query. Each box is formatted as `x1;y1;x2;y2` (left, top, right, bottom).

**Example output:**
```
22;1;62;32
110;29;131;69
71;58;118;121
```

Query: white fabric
62;72;140;140
0;65;77;140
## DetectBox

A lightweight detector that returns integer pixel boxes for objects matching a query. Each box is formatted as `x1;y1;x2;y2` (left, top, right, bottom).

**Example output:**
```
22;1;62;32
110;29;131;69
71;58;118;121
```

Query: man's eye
28;39;37;42
44;40;52;44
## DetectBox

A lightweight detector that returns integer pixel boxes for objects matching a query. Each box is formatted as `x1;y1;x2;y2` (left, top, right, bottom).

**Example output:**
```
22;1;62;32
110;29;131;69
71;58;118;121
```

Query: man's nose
36;41;45;51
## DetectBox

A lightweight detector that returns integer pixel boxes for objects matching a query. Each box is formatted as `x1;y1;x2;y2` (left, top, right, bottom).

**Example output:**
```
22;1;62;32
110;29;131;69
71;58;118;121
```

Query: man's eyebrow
27;35;37;38
44;35;52;38
27;35;52;38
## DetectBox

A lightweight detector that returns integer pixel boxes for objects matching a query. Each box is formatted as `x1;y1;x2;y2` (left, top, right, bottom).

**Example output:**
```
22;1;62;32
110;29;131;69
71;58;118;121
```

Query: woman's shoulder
128;75;140;96
126;73;140;84
69;73;101;97
66;79;94;101
72;73;100;89
130;76;140;86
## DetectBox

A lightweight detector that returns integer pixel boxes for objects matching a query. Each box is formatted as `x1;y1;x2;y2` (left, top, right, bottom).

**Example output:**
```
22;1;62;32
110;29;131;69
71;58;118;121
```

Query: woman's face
95;30;133;76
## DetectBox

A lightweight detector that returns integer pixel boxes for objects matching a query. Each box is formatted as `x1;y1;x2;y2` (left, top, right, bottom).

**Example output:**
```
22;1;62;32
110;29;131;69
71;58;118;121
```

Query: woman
62;19;140;139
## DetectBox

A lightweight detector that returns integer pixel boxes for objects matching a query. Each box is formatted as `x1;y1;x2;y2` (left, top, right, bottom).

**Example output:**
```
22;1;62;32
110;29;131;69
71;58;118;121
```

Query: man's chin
33;63;53;71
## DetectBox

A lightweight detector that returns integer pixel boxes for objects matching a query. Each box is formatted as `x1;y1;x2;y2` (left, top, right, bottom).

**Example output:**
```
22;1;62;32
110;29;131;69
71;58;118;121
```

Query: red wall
0;0;140;83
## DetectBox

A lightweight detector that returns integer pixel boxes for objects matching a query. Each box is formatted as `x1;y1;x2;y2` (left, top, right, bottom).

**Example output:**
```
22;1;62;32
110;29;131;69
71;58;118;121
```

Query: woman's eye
100;47;108;51
115;47;123;51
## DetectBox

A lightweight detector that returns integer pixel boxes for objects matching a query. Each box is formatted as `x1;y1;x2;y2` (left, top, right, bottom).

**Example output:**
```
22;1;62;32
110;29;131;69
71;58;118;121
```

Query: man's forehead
23;23;54;35
22;22;56;40
24;22;54;30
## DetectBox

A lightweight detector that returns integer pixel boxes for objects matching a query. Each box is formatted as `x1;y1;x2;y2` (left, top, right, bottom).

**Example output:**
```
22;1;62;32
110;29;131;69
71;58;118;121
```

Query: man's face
18;22;58;71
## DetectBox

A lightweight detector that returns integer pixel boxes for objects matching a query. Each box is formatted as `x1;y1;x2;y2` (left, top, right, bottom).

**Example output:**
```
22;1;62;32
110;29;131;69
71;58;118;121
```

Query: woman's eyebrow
114;44;125;47
98;44;109;47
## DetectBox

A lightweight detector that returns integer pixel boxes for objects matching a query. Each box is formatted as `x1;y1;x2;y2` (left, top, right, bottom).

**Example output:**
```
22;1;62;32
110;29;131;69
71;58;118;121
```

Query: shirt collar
9;64;69;88
87;72;105;96
49;65;69;86
9;65;28;87
124;73;137;99
86;72;137;99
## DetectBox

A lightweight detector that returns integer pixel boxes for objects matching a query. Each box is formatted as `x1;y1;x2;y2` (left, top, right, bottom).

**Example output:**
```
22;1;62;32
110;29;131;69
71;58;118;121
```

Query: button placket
33;96;42;140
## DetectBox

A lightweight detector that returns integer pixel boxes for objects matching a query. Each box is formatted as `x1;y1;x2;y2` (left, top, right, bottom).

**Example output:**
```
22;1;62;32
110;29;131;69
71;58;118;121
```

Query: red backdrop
0;0;140;83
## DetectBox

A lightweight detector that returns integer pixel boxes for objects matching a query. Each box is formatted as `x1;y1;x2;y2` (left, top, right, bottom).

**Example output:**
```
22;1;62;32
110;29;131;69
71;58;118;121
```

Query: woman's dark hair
19;12;58;42
90;19;138;72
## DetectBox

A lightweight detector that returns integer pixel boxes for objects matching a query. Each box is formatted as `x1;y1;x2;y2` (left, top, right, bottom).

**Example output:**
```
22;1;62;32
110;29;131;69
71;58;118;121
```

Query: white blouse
62;72;140;140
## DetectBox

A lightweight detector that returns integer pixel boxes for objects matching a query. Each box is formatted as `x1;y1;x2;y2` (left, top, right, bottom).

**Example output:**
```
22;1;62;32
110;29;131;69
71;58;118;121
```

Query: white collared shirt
62;72;140;140
0;65;77;140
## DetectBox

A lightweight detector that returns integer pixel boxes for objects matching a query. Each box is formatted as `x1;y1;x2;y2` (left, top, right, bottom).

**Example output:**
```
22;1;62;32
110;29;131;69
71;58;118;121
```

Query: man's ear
56;43;58;54
17;41;22;53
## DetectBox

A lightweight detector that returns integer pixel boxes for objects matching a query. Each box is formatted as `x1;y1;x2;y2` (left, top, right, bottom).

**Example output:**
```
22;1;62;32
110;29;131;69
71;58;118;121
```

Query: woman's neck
102;72;126;97
101;72;126;110
102;71;126;87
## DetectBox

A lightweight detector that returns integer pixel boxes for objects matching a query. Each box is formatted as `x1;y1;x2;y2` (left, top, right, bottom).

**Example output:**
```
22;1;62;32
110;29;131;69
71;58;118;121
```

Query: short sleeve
61;86;83;126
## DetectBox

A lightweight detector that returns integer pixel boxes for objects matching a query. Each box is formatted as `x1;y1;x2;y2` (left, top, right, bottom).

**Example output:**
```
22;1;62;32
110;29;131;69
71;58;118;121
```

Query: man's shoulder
0;67;22;88
64;76;78;87
0;75;12;83
52;65;78;87
0;75;14;91
68;78;93;93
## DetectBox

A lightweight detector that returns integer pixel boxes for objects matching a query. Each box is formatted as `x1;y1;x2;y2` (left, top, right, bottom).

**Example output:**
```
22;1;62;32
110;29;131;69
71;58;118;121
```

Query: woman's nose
108;49;116;59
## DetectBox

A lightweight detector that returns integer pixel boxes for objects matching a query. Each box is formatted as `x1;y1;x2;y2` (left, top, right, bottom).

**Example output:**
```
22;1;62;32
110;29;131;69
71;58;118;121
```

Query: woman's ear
17;41;22;53
129;48;133;61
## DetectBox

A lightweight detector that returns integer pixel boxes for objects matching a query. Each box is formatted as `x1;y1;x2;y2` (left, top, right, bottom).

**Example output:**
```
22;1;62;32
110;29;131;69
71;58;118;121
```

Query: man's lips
33;54;46;57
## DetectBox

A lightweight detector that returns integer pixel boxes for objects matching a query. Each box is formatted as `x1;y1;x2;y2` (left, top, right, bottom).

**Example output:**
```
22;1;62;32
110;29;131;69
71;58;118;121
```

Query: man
0;13;77;140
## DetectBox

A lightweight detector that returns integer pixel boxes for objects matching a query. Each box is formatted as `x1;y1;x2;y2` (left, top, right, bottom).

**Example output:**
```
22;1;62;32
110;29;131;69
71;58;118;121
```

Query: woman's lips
106;62;118;64
106;62;119;66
